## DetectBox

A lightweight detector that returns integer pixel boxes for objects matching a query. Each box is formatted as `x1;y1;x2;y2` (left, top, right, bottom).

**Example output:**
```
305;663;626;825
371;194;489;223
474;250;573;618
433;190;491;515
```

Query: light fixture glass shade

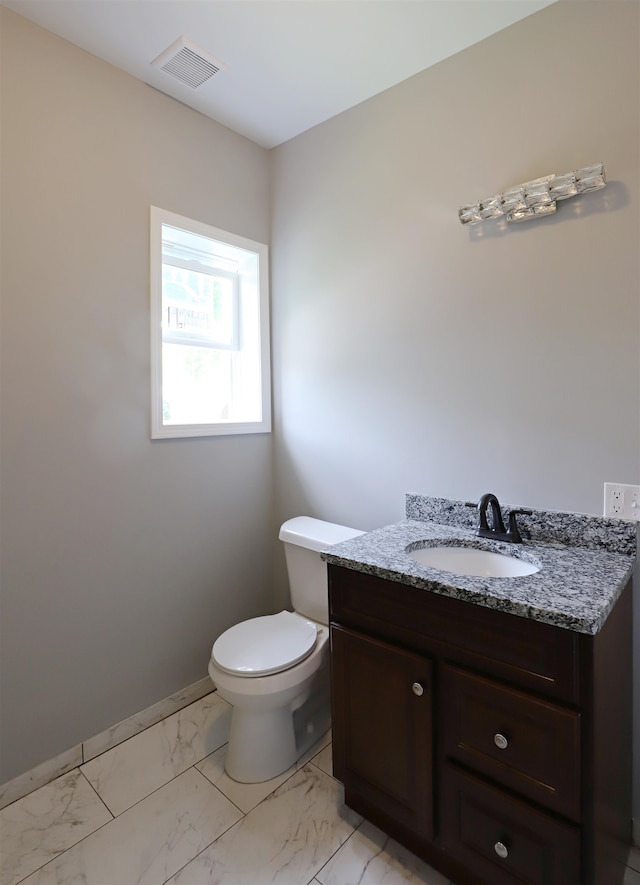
501;187;526;214
506;202;557;224
524;176;553;207
575;162;606;193
550;172;577;199
478;196;504;219
458;204;482;225
506;207;536;223
533;203;556;218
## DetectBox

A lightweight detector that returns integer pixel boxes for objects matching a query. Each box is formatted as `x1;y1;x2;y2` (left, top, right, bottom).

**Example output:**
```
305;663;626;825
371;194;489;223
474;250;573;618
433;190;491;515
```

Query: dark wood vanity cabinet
329;564;632;885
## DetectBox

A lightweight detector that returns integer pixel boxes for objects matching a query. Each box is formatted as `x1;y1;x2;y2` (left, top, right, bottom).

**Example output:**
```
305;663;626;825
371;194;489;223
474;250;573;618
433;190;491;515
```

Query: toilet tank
279;517;364;625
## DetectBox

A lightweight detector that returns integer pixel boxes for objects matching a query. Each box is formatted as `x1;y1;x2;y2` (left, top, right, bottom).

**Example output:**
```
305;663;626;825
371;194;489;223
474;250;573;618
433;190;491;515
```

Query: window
150;207;271;438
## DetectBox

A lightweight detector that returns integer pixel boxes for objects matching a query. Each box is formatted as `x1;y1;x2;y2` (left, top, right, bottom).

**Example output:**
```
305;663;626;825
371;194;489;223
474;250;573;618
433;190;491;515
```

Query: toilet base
223;662;331;784
225;707;296;783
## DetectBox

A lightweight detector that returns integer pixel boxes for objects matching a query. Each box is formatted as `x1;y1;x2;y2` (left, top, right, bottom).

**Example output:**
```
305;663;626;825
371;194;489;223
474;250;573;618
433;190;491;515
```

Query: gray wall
0;9;274;782
271;0;639;816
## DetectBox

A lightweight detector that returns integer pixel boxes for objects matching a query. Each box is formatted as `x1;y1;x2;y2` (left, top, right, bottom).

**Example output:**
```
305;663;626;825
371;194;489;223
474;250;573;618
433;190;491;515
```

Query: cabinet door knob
494;733;508;750
494;841;509;859
411;682;424;696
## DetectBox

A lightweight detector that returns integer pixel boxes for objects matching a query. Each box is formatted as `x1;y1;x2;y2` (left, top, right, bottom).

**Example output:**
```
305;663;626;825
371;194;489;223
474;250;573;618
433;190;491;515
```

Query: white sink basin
407;545;539;578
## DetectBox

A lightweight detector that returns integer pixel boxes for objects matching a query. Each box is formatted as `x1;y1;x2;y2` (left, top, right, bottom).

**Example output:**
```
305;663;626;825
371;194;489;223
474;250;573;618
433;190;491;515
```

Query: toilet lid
211;611;318;677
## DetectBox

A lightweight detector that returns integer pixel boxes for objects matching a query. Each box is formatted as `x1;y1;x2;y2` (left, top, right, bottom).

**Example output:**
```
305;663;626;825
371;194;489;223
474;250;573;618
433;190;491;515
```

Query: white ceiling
2;0;556;148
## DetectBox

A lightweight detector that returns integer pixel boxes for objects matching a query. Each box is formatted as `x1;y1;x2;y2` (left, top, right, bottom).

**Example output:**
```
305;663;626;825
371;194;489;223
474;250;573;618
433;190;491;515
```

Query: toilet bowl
209;615;329;783
208;517;363;784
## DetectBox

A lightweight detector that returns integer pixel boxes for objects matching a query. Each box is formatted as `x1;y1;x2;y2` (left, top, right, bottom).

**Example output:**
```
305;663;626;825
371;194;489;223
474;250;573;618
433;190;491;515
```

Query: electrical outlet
603;482;640;521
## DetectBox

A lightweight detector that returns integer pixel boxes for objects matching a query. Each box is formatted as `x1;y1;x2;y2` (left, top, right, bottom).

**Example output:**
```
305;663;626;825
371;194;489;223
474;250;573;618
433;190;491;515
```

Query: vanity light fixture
459;162;606;226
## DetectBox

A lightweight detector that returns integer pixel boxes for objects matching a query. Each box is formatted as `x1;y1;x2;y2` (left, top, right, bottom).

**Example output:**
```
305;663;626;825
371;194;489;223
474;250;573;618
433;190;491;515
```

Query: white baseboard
0;676;213;810
82;676;213;762
0;743;83;811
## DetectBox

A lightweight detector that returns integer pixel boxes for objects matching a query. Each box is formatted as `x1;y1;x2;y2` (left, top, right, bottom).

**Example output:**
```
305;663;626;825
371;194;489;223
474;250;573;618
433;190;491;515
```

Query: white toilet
208;516;364;783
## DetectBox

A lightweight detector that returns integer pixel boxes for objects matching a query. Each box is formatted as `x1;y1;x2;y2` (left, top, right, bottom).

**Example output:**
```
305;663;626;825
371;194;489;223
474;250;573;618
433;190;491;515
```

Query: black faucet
466;493;532;544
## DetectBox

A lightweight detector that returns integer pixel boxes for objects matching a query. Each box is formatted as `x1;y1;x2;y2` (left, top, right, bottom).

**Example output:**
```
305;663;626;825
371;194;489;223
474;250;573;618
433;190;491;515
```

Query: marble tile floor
1;691;639;885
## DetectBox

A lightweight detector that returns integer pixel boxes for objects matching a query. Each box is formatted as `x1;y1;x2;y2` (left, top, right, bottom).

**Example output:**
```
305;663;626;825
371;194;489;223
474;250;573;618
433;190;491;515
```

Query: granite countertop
321;494;637;635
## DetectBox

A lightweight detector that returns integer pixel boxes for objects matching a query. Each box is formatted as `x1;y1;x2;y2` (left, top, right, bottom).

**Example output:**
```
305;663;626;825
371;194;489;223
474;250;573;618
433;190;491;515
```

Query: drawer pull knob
411;682;424;697
494;733;509;750
494;841;509;859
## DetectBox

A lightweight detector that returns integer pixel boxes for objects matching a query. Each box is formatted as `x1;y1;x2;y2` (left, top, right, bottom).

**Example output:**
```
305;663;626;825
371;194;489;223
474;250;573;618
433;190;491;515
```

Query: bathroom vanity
323;495;635;885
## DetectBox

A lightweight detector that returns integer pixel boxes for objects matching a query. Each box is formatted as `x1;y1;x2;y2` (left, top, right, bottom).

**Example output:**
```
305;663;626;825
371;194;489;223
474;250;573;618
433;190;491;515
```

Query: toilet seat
211;611;318;677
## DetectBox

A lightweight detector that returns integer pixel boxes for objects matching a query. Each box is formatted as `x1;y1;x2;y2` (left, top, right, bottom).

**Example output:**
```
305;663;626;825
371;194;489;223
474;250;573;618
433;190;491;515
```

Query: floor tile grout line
296;758;370;885
10;764;245;885
0;688;220;811
14;760;246;885
196;742;335;821
79;686;218;768
161;756;336;884
161;760;357;885
160;804;249;885
311;813;366;885
78;767;116;820
98;762;228;820
4;769;117;885
5;690;284;817
78;717;232;817
7;697;300;885
11;775;122;885
78;692;227;778
192;754;254;817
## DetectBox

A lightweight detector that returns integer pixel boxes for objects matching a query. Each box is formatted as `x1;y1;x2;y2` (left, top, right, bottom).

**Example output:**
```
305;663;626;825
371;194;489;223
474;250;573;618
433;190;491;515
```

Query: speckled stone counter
321;494;636;635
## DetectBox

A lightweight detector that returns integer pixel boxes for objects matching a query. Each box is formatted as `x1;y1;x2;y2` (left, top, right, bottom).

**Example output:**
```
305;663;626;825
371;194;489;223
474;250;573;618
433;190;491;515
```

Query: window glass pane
162;344;233;425
162;265;237;349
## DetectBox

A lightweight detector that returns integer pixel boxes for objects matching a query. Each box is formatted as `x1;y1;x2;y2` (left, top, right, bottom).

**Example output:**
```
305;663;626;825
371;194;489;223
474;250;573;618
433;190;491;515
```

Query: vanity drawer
328;565;579;703
440;763;581;885
441;664;581;821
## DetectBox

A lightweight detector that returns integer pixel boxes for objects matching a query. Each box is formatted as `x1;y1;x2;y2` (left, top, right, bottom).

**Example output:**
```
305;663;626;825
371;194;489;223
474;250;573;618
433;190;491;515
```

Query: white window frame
150;207;271;439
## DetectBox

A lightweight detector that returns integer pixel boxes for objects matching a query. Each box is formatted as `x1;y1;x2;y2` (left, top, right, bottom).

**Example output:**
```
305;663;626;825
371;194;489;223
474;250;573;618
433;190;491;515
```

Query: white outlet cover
603;482;640;522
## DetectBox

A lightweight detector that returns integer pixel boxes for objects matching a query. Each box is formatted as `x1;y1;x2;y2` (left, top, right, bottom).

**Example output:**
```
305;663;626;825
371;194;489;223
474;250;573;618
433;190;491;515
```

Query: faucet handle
464;501;479;525
507;509;532;543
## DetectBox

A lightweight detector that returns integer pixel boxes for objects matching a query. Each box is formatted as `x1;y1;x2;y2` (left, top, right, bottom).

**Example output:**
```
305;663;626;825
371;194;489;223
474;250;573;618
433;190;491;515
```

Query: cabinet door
331;625;433;840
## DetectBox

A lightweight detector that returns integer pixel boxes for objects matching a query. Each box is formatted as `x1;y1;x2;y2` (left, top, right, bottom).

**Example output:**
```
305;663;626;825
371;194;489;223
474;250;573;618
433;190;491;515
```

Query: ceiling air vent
151;36;227;89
